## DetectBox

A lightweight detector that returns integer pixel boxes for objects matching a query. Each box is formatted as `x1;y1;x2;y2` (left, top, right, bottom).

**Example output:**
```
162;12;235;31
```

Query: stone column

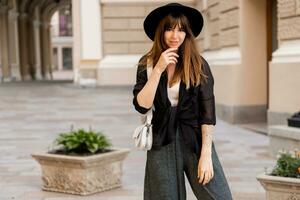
33;19;42;79
47;24;53;79
27;18;36;80
72;0;102;86
8;9;20;81
58;46;63;70
40;22;51;79
0;6;11;81
238;0;268;122
18;13;30;80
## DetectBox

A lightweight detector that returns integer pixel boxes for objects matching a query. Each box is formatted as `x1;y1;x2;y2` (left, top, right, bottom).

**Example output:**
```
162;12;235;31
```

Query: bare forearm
137;67;162;108
201;124;214;155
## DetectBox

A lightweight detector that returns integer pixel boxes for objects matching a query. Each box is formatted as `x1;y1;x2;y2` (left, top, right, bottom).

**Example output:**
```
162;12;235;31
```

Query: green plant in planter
51;127;112;155
270;149;300;178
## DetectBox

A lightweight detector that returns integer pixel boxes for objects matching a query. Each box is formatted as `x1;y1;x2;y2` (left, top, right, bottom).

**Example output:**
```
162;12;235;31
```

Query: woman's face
164;24;186;49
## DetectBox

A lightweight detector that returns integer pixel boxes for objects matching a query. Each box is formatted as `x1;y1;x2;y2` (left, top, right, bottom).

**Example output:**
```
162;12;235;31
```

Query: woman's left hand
197;152;214;185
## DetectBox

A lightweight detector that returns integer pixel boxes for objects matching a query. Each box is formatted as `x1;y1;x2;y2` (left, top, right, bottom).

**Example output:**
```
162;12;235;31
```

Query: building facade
0;0;299;126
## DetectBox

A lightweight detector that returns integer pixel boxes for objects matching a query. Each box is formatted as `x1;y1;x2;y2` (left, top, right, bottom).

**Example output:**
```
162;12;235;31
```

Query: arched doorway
50;3;73;80
0;0;72;82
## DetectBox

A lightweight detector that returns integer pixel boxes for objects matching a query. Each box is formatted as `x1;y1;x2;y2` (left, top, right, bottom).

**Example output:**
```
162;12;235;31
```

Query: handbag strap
146;58;153;125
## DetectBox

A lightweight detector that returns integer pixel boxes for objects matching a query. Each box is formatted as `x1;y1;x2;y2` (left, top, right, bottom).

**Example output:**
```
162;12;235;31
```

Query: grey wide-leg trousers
144;127;233;200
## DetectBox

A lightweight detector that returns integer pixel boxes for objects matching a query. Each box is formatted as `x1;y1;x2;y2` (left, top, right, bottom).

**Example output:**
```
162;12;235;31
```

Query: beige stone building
0;0;299;127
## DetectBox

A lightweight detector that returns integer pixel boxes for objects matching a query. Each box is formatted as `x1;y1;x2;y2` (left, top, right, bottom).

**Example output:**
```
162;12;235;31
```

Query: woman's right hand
155;47;179;73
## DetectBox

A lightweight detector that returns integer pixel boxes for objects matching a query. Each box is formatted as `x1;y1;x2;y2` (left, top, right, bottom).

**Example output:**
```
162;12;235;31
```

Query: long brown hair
140;12;207;89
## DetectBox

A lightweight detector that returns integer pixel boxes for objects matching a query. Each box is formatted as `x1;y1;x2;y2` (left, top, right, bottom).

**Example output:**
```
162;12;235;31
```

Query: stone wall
198;0;239;51
278;0;300;41
102;1;198;55
102;4;151;55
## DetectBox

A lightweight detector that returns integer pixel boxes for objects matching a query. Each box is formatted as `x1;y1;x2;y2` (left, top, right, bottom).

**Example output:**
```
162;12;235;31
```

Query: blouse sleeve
198;58;216;125
132;56;151;114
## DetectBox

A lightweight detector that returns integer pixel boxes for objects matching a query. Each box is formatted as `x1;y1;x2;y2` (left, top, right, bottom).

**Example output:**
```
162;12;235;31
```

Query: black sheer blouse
132;56;216;155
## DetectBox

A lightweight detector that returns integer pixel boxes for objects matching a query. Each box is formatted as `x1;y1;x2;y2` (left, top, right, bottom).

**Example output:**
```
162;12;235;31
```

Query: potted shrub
32;127;130;195
256;149;300;200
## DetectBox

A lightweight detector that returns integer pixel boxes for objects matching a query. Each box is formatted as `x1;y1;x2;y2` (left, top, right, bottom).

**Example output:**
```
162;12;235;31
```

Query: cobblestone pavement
0;82;275;200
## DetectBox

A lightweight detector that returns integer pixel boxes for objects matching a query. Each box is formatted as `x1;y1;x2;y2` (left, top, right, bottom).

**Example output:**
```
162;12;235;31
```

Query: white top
167;80;180;106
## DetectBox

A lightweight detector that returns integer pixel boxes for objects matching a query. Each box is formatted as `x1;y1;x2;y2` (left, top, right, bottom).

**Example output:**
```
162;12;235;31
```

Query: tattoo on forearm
203;132;212;149
201;125;213;153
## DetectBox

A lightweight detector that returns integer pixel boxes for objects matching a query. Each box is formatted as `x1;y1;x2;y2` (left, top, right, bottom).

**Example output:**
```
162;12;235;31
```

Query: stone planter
256;173;300;200
32;147;130;195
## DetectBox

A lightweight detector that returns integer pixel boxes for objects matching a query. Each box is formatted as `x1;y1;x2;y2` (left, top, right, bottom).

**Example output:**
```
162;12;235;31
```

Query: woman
132;3;233;200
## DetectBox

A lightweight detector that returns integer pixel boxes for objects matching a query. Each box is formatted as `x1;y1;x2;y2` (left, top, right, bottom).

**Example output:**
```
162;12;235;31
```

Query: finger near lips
167;58;178;64
165;47;178;53
166;52;179;57
167;55;179;61
169;57;178;63
166;56;178;63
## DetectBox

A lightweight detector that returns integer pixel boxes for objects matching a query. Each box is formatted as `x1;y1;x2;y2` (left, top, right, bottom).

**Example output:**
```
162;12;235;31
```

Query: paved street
0;82;275;200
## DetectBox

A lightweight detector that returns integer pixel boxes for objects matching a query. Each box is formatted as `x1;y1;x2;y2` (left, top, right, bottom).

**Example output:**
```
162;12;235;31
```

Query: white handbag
132;60;154;151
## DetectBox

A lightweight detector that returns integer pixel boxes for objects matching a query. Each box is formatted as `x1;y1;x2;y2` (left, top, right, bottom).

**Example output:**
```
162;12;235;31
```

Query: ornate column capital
8;9;19;20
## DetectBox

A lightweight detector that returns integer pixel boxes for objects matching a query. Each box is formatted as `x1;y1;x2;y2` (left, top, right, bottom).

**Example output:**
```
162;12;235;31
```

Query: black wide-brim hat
143;3;204;41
